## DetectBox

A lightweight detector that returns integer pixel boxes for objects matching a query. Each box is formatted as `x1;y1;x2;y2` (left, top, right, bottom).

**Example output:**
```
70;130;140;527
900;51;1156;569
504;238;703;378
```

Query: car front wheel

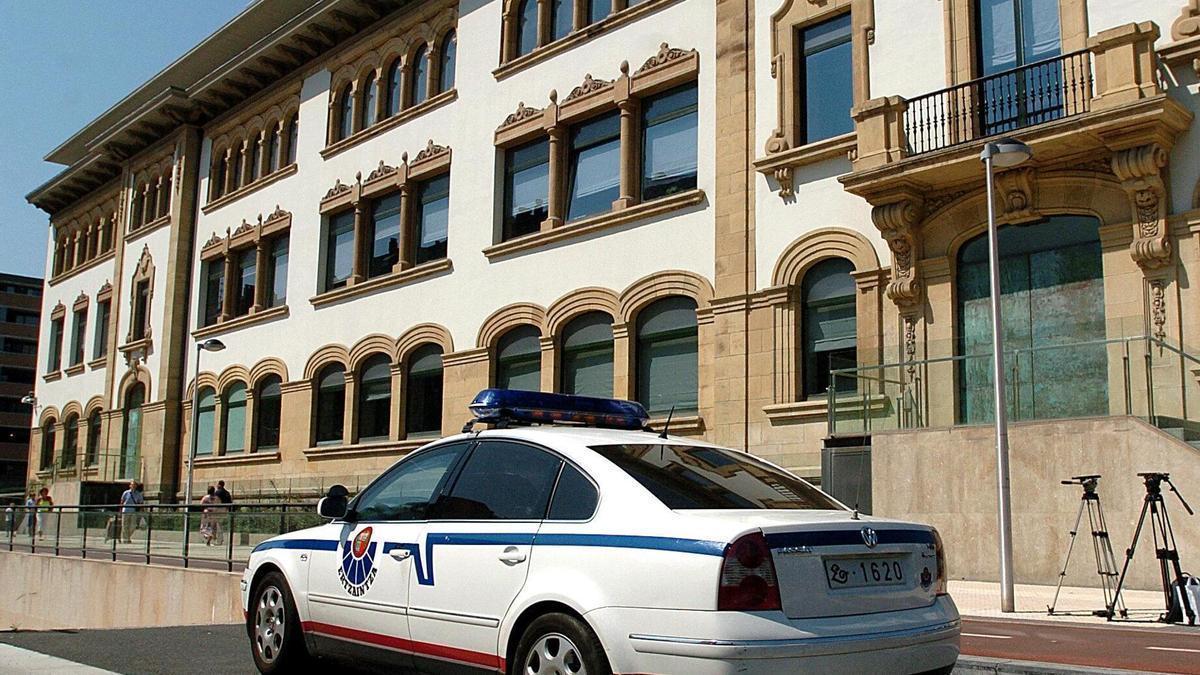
249;571;310;674
512;612;611;675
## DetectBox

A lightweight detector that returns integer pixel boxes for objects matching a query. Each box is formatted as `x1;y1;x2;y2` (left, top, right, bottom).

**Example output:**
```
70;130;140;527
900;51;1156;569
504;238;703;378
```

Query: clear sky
0;0;250;280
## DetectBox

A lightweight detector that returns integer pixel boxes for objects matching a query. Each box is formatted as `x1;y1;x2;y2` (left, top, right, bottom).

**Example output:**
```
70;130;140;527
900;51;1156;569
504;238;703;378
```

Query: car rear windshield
591;444;843;510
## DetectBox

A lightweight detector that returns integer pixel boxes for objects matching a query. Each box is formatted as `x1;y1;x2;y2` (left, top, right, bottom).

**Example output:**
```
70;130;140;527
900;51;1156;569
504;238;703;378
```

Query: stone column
252;240;270;312
389;364;404;441
539;336;557;393
223;148;235;195
351;201;367;284
221;254;237;321
614;93;640;210
244;390;257;452
536;0;551;47
544;125;566;230
394;182;413;272
612;322;632;400
343;372;359;446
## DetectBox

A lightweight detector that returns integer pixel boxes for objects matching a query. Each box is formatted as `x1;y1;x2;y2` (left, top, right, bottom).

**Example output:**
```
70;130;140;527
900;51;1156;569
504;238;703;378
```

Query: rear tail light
718;531;781;611
932;527;948;595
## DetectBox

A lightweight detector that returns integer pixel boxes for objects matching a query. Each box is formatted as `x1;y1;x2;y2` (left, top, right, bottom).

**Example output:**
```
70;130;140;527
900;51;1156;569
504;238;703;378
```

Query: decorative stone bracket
870;196;925;312
1112;144;1171;270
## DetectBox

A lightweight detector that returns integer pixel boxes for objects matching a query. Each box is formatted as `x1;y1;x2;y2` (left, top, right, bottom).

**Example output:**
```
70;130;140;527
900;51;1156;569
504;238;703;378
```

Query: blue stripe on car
253;538;340;553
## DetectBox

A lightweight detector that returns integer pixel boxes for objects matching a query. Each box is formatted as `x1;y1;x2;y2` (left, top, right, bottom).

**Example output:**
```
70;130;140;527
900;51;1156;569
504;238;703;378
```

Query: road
2;617;1199;674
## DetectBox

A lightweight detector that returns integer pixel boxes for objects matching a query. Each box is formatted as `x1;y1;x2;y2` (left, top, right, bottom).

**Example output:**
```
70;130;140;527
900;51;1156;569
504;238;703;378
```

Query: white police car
243;390;959;674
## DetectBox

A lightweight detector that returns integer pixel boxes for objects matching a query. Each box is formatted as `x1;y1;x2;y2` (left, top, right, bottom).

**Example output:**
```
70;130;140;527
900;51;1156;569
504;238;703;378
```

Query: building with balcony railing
23;0;1200;589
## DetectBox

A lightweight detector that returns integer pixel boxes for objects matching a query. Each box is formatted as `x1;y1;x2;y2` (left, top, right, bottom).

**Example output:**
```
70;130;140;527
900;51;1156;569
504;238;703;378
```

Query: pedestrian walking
215;480;232;505
199;486;219;546
119;481;145;543
4;502;14;536
23;492;35;536
213;480;233;545
35;487;53;540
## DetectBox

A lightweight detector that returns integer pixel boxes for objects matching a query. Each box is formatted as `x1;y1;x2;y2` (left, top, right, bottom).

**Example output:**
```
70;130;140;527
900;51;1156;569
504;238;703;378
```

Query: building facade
25;0;1200;588
0;273;41;496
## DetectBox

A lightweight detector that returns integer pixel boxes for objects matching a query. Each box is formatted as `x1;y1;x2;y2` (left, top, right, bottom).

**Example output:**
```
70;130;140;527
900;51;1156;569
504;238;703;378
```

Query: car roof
440;425;724;451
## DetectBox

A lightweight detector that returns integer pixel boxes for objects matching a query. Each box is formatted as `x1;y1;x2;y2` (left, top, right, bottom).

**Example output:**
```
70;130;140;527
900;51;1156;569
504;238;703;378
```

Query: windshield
591;444;842;510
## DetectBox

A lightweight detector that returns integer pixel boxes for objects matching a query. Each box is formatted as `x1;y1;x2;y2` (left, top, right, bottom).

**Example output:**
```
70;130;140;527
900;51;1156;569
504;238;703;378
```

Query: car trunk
686;511;941;619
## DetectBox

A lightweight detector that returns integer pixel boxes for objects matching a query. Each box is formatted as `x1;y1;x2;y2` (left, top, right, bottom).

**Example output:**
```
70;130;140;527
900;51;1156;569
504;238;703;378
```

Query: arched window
337;86;354;140
121;383;144;481
801;258;857;399
361;73;379;129
286;115;299;165
636;297;698;416
195;387;216;457
62;414;79;469
40;419;56;470
255;376;282;451
386;59;402;117
233;147;245;189
561;312;613;397
267;126;280;173
131;191;144;228
85;409;102;465
158;175;172;218
213;155;227;199
410;45;429;107
405;344;443;438
250;137;263;181
315;364;346;445
587;0;611;25
357;354;392;442
551;0;572;41
438;31;456;93
496;325;542;391
517;0;538;57
223;382;247;453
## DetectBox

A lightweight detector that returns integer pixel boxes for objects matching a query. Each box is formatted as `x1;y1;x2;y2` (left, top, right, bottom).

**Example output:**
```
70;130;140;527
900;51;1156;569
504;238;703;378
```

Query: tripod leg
1109;495;1152;620
1050;497;1088;614
1156;499;1194;624
1092;495;1124;616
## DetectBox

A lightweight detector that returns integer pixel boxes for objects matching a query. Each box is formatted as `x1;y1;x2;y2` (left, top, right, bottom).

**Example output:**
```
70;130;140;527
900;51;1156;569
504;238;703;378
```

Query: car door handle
498;546;527;565
389;549;412;562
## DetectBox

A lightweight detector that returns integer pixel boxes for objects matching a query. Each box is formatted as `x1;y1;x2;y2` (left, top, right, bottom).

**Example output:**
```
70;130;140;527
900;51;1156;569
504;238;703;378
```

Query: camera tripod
1048;475;1123;617
1107;472;1195;624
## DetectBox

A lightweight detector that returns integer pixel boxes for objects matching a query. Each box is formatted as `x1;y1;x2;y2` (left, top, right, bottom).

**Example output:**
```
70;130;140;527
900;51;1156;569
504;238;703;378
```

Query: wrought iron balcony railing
904;50;1093;156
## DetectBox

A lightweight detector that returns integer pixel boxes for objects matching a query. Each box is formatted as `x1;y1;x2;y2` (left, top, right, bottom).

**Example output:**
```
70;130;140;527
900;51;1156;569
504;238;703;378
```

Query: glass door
975;0;1063;135
120;385;144;480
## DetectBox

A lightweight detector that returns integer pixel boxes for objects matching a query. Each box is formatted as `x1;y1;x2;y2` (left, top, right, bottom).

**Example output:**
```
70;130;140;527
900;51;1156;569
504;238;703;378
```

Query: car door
305;442;470;666
406;439;564;672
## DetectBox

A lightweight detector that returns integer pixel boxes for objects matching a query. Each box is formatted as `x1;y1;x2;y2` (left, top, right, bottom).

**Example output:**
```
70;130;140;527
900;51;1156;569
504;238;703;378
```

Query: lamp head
198;338;226;353
20;393;36;406
980;137;1032;168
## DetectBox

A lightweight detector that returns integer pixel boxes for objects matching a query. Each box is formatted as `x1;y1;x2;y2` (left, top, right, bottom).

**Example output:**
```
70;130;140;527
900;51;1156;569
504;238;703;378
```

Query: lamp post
980;137;1032;613
183;338;225;563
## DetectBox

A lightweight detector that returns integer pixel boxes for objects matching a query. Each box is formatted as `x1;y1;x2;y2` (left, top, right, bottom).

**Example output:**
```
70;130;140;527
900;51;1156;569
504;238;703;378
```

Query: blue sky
0;1;250;280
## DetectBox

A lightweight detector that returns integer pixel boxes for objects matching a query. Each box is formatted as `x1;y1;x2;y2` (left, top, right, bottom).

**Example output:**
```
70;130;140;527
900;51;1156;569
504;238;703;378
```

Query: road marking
0;643;118;674
1145;646;1200;654
962;632;1014;639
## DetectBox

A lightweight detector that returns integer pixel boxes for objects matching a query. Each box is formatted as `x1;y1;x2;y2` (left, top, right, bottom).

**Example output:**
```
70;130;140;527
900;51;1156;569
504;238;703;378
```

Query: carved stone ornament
636;43;696;75
74;291;89;308
1150;278;1168;342
1112;144;1171;270
324;178;352;201
266;205;290;222
994;166;1039;224
97;281;112;296
500;101;543;129
1172;0;1200;41
564;73;612;102
904;316;918;380
773;167;794;199
232;219;255;237
925;189;971;216
366;160;396;182
203;232;223;249
871;198;926;310
413;139;450;163
764;129;789;155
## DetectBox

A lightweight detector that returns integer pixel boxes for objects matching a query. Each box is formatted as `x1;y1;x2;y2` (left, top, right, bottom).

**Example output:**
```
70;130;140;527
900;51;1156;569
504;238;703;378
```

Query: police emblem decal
338;526;378;596
861;527;878;548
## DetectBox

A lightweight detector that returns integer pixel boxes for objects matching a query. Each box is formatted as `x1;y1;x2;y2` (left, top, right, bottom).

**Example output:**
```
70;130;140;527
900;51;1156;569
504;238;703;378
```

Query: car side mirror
317;484;350;520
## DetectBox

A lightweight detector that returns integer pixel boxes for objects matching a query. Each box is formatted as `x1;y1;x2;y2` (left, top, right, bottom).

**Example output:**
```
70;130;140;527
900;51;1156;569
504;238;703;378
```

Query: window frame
314;363;347;446
254;375;283;451
404;343;444;439
350;440;472;523
356;353;393;443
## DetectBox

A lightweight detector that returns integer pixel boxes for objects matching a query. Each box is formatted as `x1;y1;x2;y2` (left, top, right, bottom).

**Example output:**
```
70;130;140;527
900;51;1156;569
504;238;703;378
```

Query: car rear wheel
249;571;310;674
513;612;611;675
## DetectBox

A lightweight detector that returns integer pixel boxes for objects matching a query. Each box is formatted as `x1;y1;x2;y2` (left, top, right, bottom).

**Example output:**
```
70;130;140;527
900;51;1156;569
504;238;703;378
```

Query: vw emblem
861;527;879;548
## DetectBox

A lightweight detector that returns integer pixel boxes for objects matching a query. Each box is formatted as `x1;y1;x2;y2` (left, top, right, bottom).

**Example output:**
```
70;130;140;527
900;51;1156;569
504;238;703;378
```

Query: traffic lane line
961;632;1013;639
1146;646;1200;653
961;618;1200;675
0;643;118;674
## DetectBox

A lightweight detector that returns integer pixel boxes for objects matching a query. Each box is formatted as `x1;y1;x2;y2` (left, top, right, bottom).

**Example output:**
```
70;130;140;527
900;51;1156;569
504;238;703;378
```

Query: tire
248;571;311;674
511;612;611;675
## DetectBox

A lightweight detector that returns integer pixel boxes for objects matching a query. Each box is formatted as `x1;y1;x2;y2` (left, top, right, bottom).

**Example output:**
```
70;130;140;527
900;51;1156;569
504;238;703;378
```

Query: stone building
0;272;41;497
25;0;1200;588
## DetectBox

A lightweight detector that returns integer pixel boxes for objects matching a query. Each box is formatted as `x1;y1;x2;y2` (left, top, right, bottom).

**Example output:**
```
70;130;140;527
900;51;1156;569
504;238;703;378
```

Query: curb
955;656;1153;675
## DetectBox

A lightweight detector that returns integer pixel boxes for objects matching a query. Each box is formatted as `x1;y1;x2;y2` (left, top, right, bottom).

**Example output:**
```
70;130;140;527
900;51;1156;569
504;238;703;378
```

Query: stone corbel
993;166;1039;224
871;196;925;312
1112;144;1171;270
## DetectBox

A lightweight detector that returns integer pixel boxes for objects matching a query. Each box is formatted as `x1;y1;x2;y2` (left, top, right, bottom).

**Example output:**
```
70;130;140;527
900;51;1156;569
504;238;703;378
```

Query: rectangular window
798;13;854;144
93;300;110;359
503;139;550;241
567;112;621;221
3;308;39;326
641;83;699;200
70;308;87;366
268;236;289;307
203;260;224;327
47;317;63;372
0;337;37;355
369;194;402;279
0;367;35;385
415;174;450;265
132;280;150;341
236;248;256;316
325;210;356;290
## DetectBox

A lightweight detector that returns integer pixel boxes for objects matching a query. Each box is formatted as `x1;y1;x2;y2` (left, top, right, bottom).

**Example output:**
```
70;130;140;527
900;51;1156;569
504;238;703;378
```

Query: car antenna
658;406;675;440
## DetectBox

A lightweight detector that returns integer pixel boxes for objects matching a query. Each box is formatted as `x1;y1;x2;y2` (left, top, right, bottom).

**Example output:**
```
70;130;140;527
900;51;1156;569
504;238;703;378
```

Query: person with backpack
119;481;144;543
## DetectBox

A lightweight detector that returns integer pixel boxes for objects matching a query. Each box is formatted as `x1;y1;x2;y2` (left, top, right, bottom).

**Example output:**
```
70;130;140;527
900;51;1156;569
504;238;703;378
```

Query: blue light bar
468;389;650;431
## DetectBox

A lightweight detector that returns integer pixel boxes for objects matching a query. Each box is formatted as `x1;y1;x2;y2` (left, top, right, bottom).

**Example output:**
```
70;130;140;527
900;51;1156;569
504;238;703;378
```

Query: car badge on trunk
861;527;878;548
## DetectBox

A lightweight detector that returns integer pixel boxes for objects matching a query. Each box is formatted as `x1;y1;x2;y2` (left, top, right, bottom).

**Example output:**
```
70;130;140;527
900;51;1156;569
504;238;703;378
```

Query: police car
242;390;960;674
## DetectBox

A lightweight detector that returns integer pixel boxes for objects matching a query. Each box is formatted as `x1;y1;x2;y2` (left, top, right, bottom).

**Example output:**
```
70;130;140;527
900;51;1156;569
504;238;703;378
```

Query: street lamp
980;137;1032;613
183;338;225;562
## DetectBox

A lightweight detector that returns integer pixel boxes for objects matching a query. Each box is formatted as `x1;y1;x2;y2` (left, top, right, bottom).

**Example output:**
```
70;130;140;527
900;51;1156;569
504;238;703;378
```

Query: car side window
354;442;468;521
547;463;598;520
433;440;562;520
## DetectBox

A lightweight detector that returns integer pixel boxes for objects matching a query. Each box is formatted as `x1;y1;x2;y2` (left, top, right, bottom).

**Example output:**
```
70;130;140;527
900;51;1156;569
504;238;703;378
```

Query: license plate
825;556;905;589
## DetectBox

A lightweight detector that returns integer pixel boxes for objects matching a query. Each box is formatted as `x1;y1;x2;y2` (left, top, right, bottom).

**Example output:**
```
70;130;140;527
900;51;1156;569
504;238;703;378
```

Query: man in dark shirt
215;480;232;505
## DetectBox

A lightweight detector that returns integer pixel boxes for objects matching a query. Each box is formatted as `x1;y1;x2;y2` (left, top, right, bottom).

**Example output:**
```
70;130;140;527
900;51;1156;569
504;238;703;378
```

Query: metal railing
826;335;1200;438
1;502;322;571
33;451;141;486
904;50;1093;155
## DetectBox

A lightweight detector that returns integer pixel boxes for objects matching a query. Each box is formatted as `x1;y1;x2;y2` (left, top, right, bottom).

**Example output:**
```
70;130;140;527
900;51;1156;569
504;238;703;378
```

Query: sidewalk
949;579;1178;626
